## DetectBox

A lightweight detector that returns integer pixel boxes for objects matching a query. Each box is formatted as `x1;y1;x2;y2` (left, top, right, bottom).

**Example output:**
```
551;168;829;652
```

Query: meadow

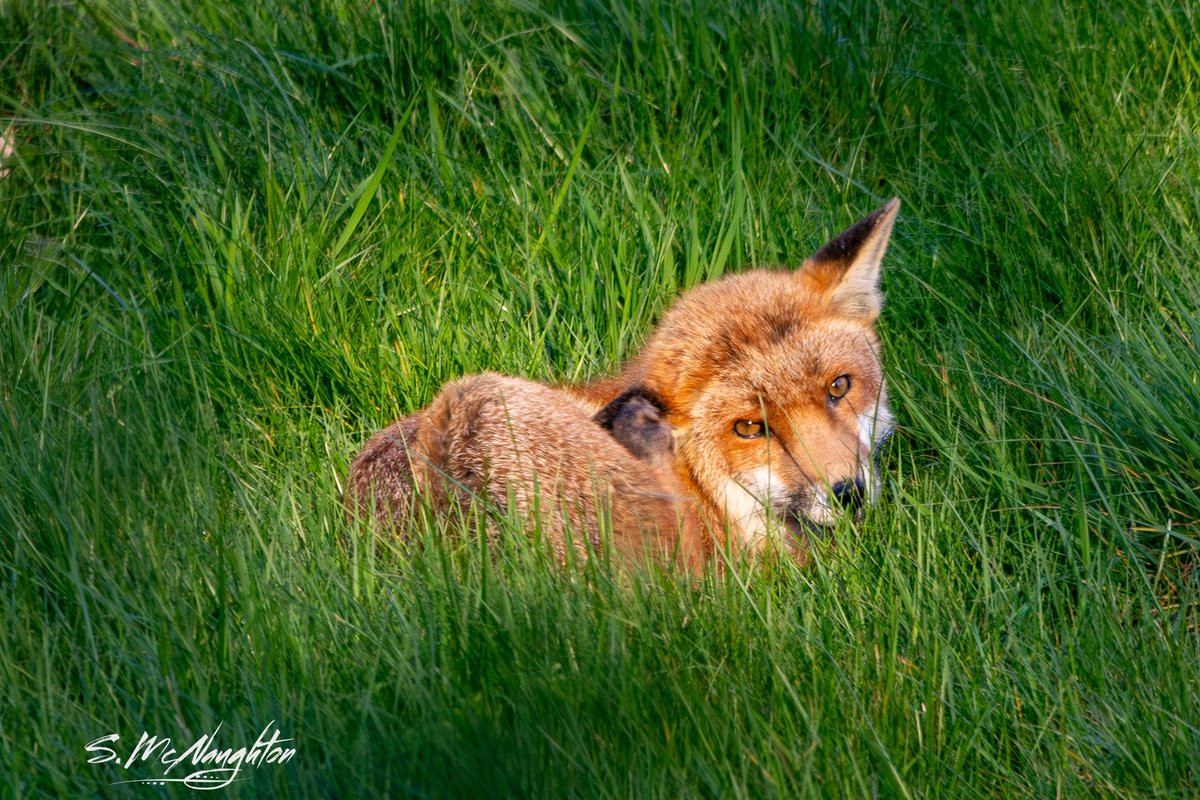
2;0;1199;796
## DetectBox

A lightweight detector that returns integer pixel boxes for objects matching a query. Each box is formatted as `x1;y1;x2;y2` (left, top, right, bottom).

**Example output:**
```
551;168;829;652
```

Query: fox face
673;309;892;545
626;200;899;549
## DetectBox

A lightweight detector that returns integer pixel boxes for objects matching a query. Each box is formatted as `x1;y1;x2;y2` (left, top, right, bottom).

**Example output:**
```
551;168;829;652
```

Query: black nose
831;479;865;512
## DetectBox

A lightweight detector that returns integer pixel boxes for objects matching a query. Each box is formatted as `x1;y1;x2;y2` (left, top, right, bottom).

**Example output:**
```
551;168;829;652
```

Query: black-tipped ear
799;198;900;320
593;388;674;461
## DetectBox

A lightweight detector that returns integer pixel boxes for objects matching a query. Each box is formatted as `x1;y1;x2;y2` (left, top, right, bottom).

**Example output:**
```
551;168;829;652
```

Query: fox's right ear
798;198;899;320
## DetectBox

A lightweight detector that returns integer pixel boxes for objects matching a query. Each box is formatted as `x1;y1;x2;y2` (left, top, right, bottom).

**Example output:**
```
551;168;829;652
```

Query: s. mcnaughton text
85;721;296;789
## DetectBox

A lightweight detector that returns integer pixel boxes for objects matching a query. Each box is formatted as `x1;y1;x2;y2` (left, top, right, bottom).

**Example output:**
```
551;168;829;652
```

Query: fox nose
830;479;865;513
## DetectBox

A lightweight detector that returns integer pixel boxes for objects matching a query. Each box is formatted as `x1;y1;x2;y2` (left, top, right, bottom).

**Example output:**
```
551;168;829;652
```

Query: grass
2;0;1199;796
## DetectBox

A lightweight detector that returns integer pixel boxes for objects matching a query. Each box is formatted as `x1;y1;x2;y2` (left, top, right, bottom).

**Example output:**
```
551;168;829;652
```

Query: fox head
629;199;899;550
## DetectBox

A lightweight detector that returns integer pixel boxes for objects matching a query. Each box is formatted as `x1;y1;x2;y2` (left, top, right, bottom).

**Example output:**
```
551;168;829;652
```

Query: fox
346;199;900;570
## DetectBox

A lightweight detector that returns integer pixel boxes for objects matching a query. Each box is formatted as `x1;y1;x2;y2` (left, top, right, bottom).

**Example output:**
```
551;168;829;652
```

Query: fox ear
798;198;900;320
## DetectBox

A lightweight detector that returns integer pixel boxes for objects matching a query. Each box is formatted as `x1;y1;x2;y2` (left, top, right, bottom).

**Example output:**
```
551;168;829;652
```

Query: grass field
3;0;1199;796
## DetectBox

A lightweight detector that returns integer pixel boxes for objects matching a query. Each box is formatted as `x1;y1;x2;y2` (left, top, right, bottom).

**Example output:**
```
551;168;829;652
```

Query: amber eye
828;375;852;400
733;420;766;439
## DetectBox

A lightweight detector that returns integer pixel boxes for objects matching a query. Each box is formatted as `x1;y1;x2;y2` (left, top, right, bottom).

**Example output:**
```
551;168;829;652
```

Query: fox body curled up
347;200;900;571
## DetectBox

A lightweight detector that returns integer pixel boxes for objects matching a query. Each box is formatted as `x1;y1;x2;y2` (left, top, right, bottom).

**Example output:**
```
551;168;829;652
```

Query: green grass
3;0;1199;796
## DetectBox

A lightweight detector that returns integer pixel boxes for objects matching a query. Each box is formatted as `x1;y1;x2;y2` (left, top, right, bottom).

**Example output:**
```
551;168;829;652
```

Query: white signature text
86;720;296;789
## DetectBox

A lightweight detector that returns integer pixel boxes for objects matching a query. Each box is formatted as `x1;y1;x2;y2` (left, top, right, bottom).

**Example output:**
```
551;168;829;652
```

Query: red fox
347;199;899;570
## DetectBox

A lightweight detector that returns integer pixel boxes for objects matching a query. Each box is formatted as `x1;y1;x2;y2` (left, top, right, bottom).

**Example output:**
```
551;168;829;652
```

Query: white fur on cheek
717;466;776;549
857;399;894;501
805;491;837;526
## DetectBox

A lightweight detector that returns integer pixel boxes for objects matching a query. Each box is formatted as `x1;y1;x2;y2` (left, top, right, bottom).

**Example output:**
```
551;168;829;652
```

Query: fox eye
733;420;766;439
828;375;852;400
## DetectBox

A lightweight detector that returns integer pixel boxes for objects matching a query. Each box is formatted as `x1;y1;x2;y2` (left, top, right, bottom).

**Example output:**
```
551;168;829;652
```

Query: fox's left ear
798;198;900;320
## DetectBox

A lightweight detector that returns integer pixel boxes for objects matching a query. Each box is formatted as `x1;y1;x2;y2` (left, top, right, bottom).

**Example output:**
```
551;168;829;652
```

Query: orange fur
346;199;900;570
